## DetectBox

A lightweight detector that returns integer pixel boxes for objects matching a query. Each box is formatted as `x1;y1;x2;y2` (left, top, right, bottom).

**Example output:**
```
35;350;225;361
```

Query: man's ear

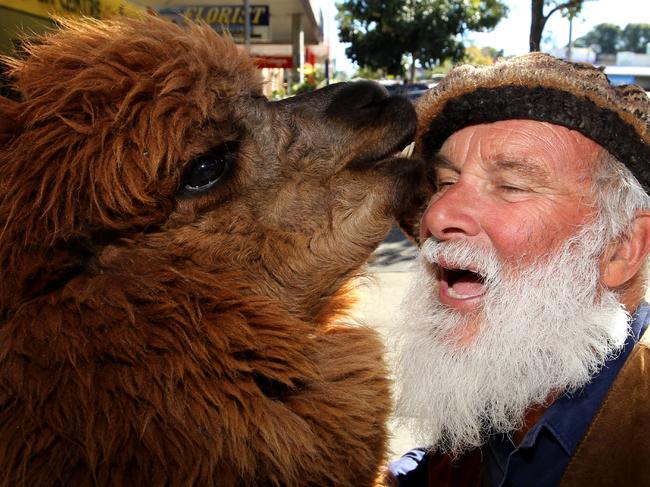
602;212;650;288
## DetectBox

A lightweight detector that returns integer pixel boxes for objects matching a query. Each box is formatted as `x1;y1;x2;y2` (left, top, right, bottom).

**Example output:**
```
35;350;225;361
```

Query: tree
621;23;650;53
463;46;496;66
354;66;385;80
479;46;505;61
530;0;585;51
337;0;507;82
573;23;621;54
573;23;650;55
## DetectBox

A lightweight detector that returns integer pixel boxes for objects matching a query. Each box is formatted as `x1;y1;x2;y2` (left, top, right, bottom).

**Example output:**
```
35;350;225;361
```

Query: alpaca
0;15;425;486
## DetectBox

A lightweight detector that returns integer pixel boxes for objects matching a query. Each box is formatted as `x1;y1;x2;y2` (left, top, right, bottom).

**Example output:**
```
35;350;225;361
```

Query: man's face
394;120;630;454
420;120;601;323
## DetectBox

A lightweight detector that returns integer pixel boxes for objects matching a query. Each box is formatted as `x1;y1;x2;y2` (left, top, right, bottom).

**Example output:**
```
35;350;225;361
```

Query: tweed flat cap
415;52;650;192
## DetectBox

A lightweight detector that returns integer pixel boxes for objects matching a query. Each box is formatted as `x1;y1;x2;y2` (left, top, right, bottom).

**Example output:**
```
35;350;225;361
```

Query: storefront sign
0;0;143;19
254;56;292;69
158;5;270;42
158;5;269;27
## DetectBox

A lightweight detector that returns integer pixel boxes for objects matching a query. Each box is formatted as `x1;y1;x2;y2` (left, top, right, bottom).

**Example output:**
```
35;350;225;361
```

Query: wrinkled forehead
437;119;604;183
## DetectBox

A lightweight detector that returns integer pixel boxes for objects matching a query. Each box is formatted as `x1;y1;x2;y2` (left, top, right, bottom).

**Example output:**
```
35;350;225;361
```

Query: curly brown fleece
0;14;425;487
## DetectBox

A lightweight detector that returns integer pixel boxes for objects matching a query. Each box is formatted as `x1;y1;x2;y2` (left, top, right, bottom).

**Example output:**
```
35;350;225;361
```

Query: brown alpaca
0;15;425;486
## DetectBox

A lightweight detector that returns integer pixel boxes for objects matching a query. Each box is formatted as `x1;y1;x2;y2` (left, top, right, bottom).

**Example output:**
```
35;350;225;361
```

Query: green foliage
337;0;507;78
291;80;317;95
541;0;586;18
463;46;495;66
479;46;504;60
332;70;351;82
621;23;650;53
425;59;454;76
573;23;650;54
574;23;621;53
464;46;504;65
556;0;584;19
270;89;287;100
530;0;586;51
353;66;385;80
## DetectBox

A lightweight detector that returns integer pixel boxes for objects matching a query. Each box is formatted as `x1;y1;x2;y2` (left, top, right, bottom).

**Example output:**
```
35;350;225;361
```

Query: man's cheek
487;210;564;264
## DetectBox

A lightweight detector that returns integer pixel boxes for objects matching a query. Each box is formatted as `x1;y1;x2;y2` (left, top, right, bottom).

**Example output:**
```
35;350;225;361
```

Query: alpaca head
0;15;424;320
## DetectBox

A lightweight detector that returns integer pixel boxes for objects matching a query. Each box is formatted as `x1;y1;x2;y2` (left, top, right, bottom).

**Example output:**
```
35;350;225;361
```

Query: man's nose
420;183;481;241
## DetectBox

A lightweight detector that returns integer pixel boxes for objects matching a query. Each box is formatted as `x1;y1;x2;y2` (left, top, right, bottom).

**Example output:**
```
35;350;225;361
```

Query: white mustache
420;238;501;284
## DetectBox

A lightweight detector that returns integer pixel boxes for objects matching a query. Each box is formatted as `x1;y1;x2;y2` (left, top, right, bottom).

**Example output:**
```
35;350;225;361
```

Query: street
350;224;421;460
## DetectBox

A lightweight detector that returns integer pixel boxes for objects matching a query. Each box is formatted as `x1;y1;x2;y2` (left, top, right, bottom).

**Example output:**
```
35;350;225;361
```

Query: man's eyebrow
432;153;552;183
432;154;459;172
490;157;551;183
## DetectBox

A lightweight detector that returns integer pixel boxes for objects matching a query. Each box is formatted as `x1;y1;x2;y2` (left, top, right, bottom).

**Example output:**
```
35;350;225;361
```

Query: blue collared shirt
390;303;650;487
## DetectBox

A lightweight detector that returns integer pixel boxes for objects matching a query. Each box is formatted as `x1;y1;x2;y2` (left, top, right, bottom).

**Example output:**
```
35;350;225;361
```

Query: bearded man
387;53;650;486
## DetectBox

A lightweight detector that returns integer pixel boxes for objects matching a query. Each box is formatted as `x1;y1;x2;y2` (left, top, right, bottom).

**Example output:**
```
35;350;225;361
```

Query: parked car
384;82;430;102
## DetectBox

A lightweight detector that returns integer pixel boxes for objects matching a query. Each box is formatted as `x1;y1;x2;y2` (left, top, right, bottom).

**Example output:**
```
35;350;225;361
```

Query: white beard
393;221;630;455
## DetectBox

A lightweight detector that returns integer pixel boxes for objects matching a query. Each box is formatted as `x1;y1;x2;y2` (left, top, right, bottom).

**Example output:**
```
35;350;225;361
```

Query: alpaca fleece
0;15;425;486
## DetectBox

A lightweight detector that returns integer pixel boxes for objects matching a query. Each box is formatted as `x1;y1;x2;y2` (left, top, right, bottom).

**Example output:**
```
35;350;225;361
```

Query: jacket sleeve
387;447;430;486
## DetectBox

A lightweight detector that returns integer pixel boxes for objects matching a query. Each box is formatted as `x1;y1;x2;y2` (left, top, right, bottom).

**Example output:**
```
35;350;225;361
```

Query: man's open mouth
439;265;487;300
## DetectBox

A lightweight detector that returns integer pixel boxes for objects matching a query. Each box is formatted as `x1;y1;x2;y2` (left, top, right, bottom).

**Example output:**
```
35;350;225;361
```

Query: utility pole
566;13;573;61
243;0;251;51
325;58;330;85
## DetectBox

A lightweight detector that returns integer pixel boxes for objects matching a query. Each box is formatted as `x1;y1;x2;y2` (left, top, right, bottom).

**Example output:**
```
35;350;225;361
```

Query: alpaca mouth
439;264;487;300
347;134;415;172
379;142;415;160
373;127;416;161
399;141;415;158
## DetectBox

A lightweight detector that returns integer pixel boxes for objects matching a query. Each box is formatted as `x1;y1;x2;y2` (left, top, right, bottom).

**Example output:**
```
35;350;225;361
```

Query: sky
325;0;649;76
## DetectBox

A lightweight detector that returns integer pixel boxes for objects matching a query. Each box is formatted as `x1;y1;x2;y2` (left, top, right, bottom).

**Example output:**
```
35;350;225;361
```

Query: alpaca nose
323;81;395;123
332;81;390;111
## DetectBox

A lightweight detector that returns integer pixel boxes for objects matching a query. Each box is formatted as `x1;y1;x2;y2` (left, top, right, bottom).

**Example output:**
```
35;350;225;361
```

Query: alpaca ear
0;96;20;145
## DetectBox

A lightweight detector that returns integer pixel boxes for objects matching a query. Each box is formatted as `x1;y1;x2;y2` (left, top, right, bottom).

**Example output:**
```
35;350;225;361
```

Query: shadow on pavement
368;225;418;271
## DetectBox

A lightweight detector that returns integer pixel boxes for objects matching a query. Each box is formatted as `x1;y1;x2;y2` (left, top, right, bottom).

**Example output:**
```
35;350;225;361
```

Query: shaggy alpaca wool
0;15;425;486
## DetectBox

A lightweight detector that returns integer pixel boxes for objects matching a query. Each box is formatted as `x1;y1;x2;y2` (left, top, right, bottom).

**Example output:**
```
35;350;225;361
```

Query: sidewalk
349;224;420;460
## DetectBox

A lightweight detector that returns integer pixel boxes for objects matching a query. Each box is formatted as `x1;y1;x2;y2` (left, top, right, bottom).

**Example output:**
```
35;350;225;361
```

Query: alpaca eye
182;146;233;194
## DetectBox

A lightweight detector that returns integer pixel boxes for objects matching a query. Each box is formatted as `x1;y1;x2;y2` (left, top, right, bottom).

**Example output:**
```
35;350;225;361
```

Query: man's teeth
447;287;471;299
446;286;485;299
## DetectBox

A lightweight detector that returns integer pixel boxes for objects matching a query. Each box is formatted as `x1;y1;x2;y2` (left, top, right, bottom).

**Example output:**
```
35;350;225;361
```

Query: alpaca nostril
332;81;389;111
325;81;391;120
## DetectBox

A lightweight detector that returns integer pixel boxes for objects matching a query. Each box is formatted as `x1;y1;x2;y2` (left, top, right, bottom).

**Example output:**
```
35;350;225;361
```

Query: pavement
348;224;421;461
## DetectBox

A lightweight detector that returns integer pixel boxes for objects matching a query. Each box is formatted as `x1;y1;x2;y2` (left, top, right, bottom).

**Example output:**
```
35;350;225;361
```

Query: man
388;53;650;486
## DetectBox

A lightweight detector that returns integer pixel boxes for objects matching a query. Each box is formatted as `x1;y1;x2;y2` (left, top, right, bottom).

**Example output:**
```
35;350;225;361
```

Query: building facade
0;0;330;97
